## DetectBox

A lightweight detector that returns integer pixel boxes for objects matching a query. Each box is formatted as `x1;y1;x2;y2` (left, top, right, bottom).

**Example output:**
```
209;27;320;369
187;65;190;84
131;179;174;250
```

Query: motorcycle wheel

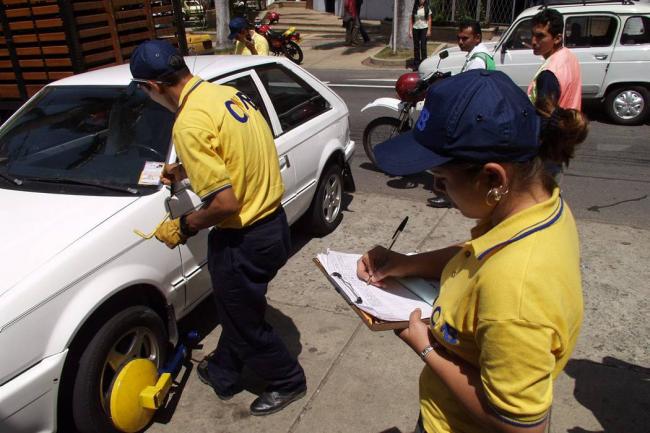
284;41;303;64
362;116;410;167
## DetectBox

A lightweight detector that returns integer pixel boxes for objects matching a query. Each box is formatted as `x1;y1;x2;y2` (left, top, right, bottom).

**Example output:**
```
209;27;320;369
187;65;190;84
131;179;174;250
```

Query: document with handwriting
316;250;439;322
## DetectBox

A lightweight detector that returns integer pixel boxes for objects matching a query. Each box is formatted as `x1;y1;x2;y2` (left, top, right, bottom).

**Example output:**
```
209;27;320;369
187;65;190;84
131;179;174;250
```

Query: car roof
51;55;282;87
517;1;650;18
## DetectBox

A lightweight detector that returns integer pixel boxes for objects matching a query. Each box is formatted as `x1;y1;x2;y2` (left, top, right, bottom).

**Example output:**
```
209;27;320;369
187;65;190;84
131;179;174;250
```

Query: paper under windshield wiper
22;176;140;195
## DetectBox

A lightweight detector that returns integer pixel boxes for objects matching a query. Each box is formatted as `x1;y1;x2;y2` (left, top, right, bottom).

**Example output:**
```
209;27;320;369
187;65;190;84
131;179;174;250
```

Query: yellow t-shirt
234;32;269;56
420;188;583;433
172;76;284;228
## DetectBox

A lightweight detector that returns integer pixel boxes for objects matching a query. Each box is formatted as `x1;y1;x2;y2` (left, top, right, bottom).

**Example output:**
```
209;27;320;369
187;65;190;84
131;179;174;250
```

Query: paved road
311;69;650;229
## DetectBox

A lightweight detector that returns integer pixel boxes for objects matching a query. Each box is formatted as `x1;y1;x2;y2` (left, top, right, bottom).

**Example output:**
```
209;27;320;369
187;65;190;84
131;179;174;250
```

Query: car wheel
283;41;304;64
362;116;410;167
306;163;343;236
604;86;648;125
71;306;168;433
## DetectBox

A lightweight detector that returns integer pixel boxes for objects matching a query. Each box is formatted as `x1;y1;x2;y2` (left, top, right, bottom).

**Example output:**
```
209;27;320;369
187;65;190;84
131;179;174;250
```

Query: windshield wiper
22;176;140;195
0;170;23;186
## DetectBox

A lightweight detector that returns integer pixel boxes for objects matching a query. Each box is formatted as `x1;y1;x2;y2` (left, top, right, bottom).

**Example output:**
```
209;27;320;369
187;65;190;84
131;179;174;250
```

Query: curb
367;42;449;67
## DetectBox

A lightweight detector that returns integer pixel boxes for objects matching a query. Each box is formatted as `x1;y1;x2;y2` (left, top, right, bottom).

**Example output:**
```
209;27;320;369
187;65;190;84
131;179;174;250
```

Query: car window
504;18;532;50
255;65;330;133
0;86;173;193
565;15;618;48
621;15;650;45
220;74;273;129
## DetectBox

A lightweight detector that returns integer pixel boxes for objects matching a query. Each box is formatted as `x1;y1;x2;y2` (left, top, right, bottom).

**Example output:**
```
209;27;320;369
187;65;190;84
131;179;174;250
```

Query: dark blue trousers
206;208;306;394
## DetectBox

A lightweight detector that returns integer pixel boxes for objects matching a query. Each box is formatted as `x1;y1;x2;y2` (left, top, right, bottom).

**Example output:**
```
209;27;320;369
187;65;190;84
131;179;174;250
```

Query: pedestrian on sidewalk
130;40;306;416
356;0;371;44
357;70;588;433
410;0;431;71
229;16;269;56
343;0;361;46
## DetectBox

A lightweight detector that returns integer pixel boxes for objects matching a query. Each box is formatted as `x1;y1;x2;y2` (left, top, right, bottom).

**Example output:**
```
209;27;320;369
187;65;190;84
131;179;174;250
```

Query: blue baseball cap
130;40;186;82
374;70;541;176
228;17;248;40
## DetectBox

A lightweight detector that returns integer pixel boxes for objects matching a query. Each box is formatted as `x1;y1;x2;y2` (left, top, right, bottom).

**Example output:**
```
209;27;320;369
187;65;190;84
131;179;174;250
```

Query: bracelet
179;214;198;237
419;345;435;361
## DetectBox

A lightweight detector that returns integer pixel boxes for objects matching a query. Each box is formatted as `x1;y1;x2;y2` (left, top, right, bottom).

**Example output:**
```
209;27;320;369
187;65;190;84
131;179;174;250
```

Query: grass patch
374;47;412;59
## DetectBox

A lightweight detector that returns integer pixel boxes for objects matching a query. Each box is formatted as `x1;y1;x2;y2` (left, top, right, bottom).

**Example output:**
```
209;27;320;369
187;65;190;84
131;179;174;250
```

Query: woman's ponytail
536;97;589;166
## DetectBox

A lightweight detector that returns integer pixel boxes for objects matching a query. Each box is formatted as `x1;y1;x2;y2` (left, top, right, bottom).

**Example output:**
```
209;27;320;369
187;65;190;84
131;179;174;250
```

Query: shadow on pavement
564;356;650;433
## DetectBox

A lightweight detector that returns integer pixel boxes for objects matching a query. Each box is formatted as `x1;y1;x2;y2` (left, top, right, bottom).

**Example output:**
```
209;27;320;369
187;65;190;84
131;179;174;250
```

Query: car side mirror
439;49;449;60
165;182;202;220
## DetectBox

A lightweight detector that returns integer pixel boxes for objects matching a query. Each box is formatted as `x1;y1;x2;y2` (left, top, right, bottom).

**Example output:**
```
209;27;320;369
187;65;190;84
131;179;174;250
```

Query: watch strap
419;345;435;360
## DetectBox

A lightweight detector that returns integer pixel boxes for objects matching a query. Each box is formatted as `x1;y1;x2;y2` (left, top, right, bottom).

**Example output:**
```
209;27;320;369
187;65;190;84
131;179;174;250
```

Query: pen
367;216;409;284
332;272;362;304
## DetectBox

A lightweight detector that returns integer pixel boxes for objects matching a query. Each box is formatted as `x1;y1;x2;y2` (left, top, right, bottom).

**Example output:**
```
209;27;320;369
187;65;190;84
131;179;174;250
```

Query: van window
621;16;650;45
504;19;532;50
565;16;618;47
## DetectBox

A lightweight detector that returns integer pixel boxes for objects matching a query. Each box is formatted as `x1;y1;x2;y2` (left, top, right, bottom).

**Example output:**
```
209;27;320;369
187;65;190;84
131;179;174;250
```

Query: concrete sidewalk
148;191;650;433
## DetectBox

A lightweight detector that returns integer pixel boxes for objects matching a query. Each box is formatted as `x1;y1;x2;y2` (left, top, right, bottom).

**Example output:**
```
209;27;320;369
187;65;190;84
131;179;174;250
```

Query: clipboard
313;258;427;331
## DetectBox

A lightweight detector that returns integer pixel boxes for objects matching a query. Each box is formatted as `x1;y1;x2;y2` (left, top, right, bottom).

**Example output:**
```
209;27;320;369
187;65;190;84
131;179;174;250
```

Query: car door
607;15;650;92
564;14;618;97
495;17;543;93
253;63;334;225
179;69;296;307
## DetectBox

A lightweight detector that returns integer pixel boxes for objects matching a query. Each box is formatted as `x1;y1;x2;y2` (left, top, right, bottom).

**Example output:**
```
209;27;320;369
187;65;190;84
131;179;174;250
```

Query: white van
419;1;650;125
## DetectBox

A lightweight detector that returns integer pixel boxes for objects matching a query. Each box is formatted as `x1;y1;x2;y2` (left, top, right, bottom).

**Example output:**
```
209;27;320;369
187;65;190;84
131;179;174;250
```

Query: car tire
71;306;168;433
362;116;410;167
283;41;304;65
306;163;344;236
604;86;649;125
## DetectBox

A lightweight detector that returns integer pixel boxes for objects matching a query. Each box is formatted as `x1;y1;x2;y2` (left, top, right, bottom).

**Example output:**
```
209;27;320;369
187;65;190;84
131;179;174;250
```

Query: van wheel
306;163;343;236
71;306;168;433
605;86;648;125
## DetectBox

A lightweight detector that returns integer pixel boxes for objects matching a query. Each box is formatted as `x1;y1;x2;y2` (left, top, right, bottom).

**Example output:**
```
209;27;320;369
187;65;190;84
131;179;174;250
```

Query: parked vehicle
255;18;304;64
361;51;449;165
0;55;355;433
419;1;650;125
182;0;204;21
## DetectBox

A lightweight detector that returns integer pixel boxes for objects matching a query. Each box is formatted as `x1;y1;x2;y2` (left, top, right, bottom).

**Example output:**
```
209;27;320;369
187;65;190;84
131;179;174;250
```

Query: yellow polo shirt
420;188;583;433
172;76;284;228
234;32;269;56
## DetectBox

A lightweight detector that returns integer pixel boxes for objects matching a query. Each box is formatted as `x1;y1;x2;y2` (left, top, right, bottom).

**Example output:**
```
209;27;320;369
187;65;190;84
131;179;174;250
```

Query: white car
0;55;355;433
420;1;650;124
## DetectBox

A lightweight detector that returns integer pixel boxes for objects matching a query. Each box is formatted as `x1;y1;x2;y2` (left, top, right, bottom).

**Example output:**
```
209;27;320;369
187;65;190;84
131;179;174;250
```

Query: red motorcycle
255;12;304;64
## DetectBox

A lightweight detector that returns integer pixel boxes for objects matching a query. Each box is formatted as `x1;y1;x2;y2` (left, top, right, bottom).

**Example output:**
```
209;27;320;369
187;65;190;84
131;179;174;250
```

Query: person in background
410;0;432;71
528;8;582;110
429;20;495;209
130;40;306;416
355;0;370;44
229;16;269;56
358;69;588;433
458;21;495;72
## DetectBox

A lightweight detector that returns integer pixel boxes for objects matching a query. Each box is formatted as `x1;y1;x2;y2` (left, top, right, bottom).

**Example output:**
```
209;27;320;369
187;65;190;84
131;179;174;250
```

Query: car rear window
621;16;650;45
565;15;618;47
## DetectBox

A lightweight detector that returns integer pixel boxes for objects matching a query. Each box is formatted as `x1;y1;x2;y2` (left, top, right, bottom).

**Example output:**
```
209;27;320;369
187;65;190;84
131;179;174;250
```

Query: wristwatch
179;214;198;237
419;345;435;361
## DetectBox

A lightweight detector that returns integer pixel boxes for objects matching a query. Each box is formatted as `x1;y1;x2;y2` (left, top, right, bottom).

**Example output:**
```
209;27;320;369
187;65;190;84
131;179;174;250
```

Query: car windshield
0;85;173;195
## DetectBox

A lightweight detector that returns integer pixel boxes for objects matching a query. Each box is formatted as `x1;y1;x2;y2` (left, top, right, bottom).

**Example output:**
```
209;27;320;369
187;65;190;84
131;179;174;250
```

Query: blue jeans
206;208;306;394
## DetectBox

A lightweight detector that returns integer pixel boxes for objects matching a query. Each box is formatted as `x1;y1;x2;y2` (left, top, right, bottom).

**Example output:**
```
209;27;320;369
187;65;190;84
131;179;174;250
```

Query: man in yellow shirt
229;17;269;56
130;40;305;415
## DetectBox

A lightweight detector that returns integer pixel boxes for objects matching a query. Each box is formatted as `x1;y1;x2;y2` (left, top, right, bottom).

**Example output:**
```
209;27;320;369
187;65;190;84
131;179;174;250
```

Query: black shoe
427;196;452;208
249;387;307;416
196;358;242;401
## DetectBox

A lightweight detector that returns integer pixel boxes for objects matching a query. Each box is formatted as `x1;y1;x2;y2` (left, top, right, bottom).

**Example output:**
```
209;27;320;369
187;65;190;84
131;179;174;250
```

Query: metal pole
511;0;516;23
392;0;397;53
476;0;481;21
451;0;457;23
486;0;492;23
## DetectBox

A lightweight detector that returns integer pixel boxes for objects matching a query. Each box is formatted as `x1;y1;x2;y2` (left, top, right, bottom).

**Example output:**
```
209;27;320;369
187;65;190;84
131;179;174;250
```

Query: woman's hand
160;163;187;186
396;308;432;354
356;246;406;287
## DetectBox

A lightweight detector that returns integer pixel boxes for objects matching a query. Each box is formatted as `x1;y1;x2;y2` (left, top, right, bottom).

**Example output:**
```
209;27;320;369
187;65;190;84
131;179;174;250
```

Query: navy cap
228;17;248;40
130;40;185;81
374;70;541;176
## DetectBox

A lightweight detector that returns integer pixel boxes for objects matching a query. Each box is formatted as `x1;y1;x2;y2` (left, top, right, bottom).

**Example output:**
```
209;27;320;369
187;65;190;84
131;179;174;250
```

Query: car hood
0;189;137;296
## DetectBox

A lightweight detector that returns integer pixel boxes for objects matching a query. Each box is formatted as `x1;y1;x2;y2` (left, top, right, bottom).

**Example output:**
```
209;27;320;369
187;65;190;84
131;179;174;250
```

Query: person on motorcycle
229;16;269;56
458;21;495;73
428;21;495;208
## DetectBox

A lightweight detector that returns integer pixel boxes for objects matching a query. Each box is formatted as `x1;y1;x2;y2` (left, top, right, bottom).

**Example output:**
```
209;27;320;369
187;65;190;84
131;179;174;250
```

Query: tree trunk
394;0;411;50
214;0;230;50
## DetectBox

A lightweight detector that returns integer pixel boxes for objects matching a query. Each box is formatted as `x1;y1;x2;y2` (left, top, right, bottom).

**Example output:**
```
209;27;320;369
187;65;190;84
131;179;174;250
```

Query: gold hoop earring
485;186;509;206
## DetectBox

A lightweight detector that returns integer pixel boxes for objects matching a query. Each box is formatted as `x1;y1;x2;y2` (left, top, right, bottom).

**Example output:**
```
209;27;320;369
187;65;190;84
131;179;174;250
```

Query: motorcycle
360;50;449;166
255;14;304;65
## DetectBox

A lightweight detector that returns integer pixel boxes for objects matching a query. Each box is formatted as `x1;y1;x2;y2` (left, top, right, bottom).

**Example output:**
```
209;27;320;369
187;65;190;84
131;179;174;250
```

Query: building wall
312;0;397;21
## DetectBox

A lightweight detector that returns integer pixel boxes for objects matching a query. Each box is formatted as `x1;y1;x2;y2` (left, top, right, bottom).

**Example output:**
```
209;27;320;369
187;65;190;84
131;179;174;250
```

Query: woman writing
358;70;588;433
410;0;432;70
